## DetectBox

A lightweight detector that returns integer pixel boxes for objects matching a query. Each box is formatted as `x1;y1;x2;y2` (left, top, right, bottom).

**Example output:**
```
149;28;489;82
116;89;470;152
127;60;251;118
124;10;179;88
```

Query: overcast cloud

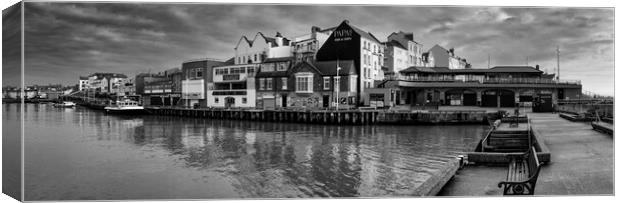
13;2;614;96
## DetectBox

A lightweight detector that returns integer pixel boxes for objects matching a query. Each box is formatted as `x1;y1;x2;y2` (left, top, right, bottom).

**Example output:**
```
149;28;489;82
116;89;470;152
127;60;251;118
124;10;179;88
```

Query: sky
4;2;615;96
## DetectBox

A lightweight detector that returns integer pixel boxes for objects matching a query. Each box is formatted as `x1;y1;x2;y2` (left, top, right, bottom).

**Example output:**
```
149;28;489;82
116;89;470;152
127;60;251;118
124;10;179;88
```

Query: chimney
311;26;321;33
343;19;350;24
275;32;283;46
405;32;414;41
536;65;540;70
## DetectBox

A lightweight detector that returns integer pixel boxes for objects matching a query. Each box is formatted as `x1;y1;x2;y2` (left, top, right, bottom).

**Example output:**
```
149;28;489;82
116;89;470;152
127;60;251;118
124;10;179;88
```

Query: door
323;95;330;108
225;97;235;108
282;94;287;108
463;93;477;106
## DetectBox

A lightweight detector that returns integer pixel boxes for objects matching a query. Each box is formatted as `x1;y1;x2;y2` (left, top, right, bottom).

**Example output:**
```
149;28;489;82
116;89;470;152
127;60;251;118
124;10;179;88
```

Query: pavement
438;113;614;196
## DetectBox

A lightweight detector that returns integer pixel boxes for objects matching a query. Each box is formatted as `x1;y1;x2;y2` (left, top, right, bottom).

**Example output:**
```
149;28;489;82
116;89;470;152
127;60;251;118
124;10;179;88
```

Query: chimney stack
536;65;540;70
275;32;283;46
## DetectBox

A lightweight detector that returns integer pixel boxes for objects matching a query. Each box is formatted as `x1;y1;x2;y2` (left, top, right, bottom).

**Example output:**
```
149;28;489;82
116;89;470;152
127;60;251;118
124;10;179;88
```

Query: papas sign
333;29;353;42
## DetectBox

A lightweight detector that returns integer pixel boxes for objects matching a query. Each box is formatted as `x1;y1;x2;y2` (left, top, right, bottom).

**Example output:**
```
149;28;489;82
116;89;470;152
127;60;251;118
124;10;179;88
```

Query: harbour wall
145;107;489;125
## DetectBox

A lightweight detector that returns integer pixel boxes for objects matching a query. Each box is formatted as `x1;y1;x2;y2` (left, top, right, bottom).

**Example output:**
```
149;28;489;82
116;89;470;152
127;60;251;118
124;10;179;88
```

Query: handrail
480;124;495;152
527;116;532;150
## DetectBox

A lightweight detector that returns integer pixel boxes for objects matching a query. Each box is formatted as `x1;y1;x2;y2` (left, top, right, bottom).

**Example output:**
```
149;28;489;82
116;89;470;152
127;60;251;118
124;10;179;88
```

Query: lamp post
336;59;341;111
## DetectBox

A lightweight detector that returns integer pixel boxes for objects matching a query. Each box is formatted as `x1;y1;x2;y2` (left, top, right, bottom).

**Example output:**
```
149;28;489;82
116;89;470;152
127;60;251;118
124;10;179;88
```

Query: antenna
556;46;560;80
526;56;529;66
487;54;490;69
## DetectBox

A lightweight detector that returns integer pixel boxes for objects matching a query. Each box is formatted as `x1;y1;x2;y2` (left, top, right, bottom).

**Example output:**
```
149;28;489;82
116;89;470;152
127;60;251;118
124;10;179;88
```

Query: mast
556;46;560;80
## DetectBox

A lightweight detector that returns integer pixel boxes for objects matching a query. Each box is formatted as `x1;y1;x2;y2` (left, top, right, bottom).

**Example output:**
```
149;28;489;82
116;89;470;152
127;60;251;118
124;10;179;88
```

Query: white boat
53;101;76;108
104;99;145;114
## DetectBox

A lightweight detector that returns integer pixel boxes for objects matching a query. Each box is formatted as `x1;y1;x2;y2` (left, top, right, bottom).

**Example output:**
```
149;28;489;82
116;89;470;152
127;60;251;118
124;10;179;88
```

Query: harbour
9;103;488;200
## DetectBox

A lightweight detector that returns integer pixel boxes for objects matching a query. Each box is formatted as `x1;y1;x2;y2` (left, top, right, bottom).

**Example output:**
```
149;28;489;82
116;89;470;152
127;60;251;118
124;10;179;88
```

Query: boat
53;101;76;108
104;99;145;114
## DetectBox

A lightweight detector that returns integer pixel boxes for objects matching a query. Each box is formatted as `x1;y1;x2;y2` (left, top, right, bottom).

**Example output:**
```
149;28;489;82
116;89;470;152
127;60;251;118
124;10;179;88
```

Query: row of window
236;53;265;64
186;68;203;79
258;78;287;91
214;67;256;75
214;97;247;104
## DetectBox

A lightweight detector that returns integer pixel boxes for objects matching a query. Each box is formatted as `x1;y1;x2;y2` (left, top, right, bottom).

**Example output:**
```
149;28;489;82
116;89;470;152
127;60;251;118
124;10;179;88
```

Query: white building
78;76;89;91
86;73;128;94
206;64;259;108
234;32;293;65
427;45;470;69
291;26;334;63
383;31;425;77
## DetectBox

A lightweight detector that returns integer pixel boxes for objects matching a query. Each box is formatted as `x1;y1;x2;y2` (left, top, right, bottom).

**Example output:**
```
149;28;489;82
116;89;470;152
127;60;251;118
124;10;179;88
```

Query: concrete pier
439;113;614;196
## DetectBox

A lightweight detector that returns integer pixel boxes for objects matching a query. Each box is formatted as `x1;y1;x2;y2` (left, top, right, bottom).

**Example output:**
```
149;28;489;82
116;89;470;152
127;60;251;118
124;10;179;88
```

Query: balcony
385;75;581;85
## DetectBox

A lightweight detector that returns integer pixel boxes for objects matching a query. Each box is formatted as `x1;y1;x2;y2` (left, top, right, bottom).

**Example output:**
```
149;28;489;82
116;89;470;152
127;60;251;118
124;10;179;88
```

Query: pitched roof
344;20;381;44
384;40;406;50
79;76;88;80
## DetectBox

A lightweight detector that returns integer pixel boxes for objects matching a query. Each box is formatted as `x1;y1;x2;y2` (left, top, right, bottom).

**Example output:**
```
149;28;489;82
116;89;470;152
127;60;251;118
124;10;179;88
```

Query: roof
88;73;128;79
313;60;357;76
342;20;382;44
400;66;543;74
255;70;289;78
263;56;295;63
384;40;406;50
79;76;88;80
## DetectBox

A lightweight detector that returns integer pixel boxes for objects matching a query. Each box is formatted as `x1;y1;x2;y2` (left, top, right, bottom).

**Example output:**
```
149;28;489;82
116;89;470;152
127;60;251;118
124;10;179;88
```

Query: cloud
17;3;614;96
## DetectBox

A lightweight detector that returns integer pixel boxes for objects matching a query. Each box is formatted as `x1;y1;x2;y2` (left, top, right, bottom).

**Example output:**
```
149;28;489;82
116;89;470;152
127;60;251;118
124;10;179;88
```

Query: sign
334;29;353;42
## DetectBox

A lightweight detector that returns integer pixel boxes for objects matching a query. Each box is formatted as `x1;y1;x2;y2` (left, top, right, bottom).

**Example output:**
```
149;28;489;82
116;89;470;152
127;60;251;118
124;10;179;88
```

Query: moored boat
104;99;145;114
53;101;76;108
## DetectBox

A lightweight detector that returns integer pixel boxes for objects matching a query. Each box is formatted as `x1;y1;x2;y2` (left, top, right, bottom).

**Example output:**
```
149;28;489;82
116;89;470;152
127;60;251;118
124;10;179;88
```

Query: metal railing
385;75;581;85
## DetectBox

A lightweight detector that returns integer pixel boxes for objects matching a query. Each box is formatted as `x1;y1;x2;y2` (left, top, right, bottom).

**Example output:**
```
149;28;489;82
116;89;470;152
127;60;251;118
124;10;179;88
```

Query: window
242;97;247;104
277;62;287;71
196;68;203;78
247;67;255;74
215;97;219;103
259;78;265;90
323;77;330;90
242;56;245;64
254;54;257;62
266;78;273;90
334;76;340;91
281;77;287;90
295;74;313;93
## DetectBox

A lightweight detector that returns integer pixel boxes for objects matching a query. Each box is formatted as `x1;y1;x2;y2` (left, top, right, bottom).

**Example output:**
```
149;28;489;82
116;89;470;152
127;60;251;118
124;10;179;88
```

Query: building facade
315;20;384;106
78;76;89;91
181;58;229;108
427;45;470;69
378;65;582;109
291;26;334;63
207;63;258;108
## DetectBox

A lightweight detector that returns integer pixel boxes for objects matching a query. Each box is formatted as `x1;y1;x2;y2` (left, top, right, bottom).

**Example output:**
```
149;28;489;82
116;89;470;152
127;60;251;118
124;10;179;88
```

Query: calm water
6;103;486;200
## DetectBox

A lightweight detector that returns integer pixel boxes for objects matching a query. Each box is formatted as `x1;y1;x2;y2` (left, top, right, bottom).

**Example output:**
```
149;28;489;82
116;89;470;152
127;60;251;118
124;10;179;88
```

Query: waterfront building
315;20;384;106
143;69;183;106
427;45;470;69
254;57;294;109
254;60;358;109
207;63;259;108
376;65;582;109
110;77;136;96
383;31;425;78
291;26;334;63
86;73;128;94
78;76;89;91
182;58;230;108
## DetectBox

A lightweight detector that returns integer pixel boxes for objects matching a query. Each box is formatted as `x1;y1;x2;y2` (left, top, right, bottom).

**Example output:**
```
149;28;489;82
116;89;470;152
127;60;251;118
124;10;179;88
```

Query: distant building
234;32;293;65
315;20;384;105
383;31;425;78
254;57;295;109
143;68;183;106
427;45;470;69
78;76;89;91
86;73;128;94
291;26;334;63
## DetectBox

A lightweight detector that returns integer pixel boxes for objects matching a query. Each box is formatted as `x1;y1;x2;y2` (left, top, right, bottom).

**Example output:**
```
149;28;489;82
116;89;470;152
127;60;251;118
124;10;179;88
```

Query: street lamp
336;59;342;111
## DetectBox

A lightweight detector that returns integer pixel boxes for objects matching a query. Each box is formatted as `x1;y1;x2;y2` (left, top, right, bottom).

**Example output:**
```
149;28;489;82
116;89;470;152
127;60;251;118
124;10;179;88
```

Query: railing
385;75;581;85
480;125;496;153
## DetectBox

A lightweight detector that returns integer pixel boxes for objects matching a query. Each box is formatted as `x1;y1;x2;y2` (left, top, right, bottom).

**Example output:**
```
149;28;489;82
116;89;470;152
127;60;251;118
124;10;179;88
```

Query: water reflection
15;103;486;200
